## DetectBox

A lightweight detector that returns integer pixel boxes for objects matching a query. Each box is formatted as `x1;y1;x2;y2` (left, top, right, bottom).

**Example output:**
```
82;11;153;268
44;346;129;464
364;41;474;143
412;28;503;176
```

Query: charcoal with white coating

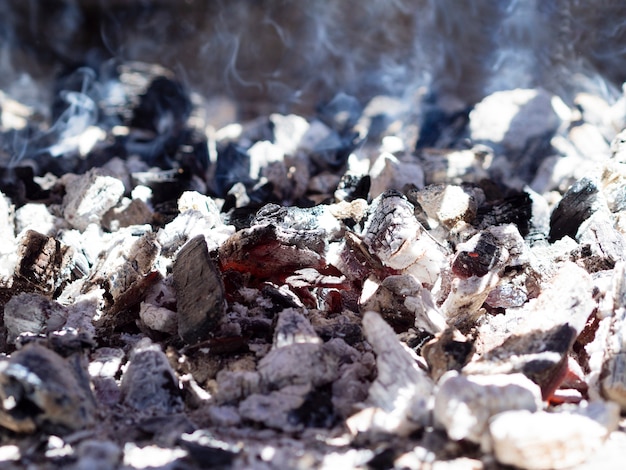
0;343;95;433
173;235;226;344
3;292;68;343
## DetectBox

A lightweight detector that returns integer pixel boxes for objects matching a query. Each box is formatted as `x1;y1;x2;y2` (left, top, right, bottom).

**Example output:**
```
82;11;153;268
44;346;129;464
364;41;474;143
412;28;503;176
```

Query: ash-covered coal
2;2;626;469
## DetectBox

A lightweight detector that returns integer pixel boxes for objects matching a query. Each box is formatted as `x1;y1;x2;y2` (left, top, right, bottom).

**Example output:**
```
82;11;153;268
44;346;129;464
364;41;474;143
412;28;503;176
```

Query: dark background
2;0;626;118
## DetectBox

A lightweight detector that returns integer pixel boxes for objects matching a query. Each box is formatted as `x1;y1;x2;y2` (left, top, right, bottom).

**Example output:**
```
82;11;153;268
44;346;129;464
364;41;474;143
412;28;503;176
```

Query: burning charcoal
362;191;447;286
15;229;74;295
15;202;64;237
347;311;434;436
0;343;95;433
359;274;445;334
368;153;425;199
422;328;474;381
219;222;327;280
62;169;125;231
489;409;615;470
464;324;576;400
434;372;542;450
173;235;226;345
413;183;478;230
548;177;603;243
442;230;509;327
119;339;183;414
3;293;67;343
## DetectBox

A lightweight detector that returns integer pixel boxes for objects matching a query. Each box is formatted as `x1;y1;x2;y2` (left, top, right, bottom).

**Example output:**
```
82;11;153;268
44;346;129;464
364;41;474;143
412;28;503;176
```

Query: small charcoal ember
3;3;626;467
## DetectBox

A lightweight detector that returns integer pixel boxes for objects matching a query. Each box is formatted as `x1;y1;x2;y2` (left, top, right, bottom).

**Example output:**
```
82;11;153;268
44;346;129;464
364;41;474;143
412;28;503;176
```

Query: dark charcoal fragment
451;232;499;279
0;343;95;434
288;383;337;428
474;192;532;237
174;236;226;345
549;177;600;243
119;340;183;413
15;230;72;295
130;76;191;134
335;173;371;202
215;143;253;197
465;323;576;399
316;92;362;132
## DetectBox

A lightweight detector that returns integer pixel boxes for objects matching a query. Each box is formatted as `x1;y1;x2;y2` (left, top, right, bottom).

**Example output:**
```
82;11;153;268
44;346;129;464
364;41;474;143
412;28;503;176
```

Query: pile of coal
1;63;626;469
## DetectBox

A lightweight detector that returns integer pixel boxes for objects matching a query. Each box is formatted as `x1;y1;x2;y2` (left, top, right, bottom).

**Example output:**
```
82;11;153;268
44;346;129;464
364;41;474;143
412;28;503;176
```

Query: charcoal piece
62;169;125;231
90;231;160;318
548;177;601;243
219;224;326;280
0;166;48;205
574;211;626;272
178;431;239;467
131;166;197;205
354;311;434;435
130;76;191;134
464;324;576;399
288;383;337;428
359;274;445;334
15;229;72;295
474;192;533;237
451;233;499;279
258;343;338;389
422;328;474;382
214;143;253;197
272;308;320;349
3;293;67;344
334;173;370;202
173;235;225;345
414;183;479;230
238;385;310;431
119;339;183;414
252;203;342;241
0;343;95;433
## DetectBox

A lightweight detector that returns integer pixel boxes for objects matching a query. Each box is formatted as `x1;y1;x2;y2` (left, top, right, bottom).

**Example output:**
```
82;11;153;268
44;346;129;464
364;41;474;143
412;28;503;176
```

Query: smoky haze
1;0;626;117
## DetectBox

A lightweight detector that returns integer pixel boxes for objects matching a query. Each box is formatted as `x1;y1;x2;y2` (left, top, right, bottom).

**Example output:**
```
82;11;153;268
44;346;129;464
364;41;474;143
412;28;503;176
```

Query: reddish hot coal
3;2;626;469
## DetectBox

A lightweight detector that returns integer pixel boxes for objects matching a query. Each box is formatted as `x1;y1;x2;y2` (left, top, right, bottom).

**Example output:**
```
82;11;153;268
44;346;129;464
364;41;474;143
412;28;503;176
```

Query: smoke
2;0;626;162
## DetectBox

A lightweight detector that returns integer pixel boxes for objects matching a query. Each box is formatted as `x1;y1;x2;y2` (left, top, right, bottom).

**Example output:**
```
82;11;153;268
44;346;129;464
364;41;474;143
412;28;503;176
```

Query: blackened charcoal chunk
0;166;48;205
465;324;576;399
120;340;183;413
549;177;600;243
335;173;371;202
0;343;95;434
130;77;191;134
474;192;532;237
174;236;226;345
288;383;337;428
215;143;253;197
451;232;499;279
